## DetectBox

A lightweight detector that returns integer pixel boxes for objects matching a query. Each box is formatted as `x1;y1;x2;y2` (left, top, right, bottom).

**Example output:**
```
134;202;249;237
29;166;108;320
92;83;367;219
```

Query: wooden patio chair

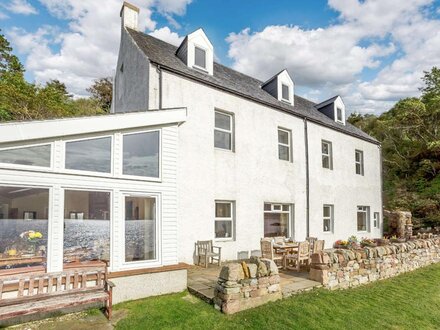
260;238;284;269
306;236;317;252
284;241;310;272
313;240;325;254
195;240;221;268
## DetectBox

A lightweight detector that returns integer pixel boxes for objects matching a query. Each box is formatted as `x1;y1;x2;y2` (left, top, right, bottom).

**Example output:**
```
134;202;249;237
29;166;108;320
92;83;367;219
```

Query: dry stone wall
310;238;440;290
214;257;282;314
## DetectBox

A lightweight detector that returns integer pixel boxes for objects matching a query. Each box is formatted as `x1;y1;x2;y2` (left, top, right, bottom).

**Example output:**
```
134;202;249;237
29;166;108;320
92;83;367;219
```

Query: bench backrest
0;263;107;303
196;240;213;254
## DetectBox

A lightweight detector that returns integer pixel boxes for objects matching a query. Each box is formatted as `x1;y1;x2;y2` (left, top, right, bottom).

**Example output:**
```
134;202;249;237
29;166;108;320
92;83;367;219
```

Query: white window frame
373;211;380;229
278;128;292;162
323;204;334;233
0;142;54;171
63;134;114;177
120;129;162;182
281;83;290;102
214;200;235;241
193;45;208;71
263;203;293;238
322;140;333;170
214;110;234;152
121;191;161;269
355;149;364;175
357;206;370;232
336;107;343;123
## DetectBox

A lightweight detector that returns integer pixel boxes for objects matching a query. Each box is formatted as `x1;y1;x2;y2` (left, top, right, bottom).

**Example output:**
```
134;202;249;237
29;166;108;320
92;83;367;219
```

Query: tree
87;77;112;112
0;29;24;75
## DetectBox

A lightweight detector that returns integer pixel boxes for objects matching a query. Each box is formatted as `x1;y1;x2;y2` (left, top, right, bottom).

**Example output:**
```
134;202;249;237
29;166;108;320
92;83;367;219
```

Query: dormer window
315;95;346;125
281;84;290;102
336;107;343;122
194;46;206;69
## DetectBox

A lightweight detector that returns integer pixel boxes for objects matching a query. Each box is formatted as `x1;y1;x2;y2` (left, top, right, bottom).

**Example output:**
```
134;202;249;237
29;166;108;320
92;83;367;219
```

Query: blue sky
1;0;440;114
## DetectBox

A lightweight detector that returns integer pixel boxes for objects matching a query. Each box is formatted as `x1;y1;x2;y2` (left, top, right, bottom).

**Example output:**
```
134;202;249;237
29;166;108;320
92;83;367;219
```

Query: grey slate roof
127;28;378;144
315;95;340;109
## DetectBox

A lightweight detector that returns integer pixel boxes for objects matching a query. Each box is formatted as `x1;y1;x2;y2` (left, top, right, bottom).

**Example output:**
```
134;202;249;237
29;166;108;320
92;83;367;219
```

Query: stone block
257;261;268;277
261;258;279;275
222;300;240;314
309;268;328;285
250;288;268;298
268;275;280;285
248;263;258;278
219;263;244;281
268;284;280;293
258;277;269;286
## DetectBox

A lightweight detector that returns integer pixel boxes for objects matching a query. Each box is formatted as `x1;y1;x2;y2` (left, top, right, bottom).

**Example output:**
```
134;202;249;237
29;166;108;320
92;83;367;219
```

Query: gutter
151;61;379;145
304;118;310;238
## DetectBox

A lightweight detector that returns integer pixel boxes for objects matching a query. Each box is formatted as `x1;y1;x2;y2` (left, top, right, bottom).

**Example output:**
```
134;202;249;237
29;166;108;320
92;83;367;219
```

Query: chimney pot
120;1;139;31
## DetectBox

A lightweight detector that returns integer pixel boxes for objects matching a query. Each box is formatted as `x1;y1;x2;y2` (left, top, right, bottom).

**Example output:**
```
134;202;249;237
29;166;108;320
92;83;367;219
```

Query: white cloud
0;11;9;19
7;0;189;96
226;0;440;114
3;0;38;15
149;26;183;46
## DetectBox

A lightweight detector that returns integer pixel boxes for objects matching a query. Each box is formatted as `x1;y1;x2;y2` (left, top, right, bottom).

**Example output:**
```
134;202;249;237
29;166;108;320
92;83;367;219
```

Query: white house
0;2;382;303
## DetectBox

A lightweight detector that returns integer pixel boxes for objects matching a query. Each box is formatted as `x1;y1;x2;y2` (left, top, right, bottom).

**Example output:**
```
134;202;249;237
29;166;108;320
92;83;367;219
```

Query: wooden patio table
273;242;299;270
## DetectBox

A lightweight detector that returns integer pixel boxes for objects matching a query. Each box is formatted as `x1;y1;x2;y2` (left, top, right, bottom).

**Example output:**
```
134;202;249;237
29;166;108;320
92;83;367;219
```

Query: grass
114;263;440;330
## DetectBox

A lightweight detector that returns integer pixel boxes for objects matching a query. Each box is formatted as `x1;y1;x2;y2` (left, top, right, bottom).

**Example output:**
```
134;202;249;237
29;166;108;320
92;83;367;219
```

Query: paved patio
187;263;321;303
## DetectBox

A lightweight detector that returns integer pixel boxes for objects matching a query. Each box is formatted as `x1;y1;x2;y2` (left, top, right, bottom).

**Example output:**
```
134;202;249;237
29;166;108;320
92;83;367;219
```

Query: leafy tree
87;77;112;112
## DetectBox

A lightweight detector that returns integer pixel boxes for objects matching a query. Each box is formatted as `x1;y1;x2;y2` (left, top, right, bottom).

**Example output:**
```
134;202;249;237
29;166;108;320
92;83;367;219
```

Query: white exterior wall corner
113;27;150;113
307;122;382;247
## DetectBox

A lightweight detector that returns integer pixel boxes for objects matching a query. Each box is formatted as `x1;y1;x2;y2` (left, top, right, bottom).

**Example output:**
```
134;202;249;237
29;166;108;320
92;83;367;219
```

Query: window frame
278;128;292;162
355;149;364;176
120;129;162;182
281;83;290;102
336;107;343;123
321;140;333;170
263;203;293;238
63;134;114;177
357;205;370;232
214;110;234;152
121;191;161;268
0;142;54;171
373;211;380;229
214;200;235;242
193;45;208;71
323;204;334;233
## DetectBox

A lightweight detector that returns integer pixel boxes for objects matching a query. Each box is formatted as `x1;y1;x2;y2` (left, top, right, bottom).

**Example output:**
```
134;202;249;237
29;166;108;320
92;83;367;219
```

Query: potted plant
375;237;390;246
334;240;349;249
348;235;360;249
361;237;377;247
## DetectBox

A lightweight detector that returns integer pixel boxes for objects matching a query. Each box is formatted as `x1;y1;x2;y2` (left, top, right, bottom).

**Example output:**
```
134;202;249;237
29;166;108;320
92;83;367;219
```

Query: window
125;196;157;262
323;205;333;232
64;190;110;263
355;150;364;175
357;206;370;232
214;111;233;150
215;201;234;239
373;212;380;228
65;137;111;173
264;203;292;237
194;46;206;69
0;186;49;270
336;107;343;122
0;144;51;168
278;128;291;161
281;84;290;101
123;131;160;178
322;140;333;169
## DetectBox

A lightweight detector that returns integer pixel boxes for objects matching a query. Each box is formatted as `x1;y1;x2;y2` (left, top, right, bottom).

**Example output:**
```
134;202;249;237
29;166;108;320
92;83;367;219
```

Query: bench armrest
106;280;116;288
213;246;222;252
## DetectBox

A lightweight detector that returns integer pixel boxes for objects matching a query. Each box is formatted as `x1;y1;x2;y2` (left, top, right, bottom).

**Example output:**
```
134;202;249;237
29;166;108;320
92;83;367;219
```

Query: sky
1;0;440;114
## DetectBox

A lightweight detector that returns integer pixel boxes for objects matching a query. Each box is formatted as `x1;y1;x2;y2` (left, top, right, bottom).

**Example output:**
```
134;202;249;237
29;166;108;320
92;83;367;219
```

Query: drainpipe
157;64;163;109
379;144;384;234
304;118;310;238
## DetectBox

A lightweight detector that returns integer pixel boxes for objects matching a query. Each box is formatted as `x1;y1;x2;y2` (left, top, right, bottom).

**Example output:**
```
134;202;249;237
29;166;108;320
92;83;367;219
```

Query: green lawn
115;263;440;330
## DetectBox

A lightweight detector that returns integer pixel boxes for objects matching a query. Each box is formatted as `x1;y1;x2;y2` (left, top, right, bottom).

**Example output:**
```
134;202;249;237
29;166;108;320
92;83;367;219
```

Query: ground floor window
373;212;380;228
125;195;157;262
357;206;370;231
215;201;234;239
0;186;49;270
63;190;110;264
264;203;291;237
323;205;333;232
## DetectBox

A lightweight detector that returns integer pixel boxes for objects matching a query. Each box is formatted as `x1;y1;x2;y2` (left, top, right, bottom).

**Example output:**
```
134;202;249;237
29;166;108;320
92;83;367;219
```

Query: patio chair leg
205;255;208;268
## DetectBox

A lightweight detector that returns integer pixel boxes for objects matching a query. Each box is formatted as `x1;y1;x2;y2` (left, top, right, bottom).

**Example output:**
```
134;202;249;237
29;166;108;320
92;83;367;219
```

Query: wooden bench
0;261;114;326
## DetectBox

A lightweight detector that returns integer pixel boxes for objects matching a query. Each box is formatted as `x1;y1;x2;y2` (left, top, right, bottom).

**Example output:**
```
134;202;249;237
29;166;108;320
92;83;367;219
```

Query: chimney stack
120;1;139;31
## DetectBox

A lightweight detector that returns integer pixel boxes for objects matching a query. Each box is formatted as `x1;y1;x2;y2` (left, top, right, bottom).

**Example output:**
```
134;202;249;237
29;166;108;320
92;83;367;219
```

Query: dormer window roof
261;69;294;106
315;95;346;125
176;28;214;75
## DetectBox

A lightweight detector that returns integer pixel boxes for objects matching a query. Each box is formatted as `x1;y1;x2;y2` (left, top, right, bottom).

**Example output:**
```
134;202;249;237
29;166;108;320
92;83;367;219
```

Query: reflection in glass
63;190;110;263
0;186;49;270
125;196;156;262
123;132;159;177
65;137;111;173
0;145;51;167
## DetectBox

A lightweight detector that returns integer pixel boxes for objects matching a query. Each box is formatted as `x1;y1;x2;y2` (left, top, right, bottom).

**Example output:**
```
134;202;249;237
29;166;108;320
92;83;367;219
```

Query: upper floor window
373;212;380;229
355;150;364;175
123;131;160;178
336;107;343;122
0;144;51;168
65;137;111;173
281;84;290;101
194;46;206;69
357;206;370;232
215;201;234;240
278;128;291;161
321;140;333;169
214;111;233;151
323;205;334;233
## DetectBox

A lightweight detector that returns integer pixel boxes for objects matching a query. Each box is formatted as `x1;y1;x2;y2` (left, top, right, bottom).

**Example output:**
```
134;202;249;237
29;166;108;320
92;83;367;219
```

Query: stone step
187;286;215;304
